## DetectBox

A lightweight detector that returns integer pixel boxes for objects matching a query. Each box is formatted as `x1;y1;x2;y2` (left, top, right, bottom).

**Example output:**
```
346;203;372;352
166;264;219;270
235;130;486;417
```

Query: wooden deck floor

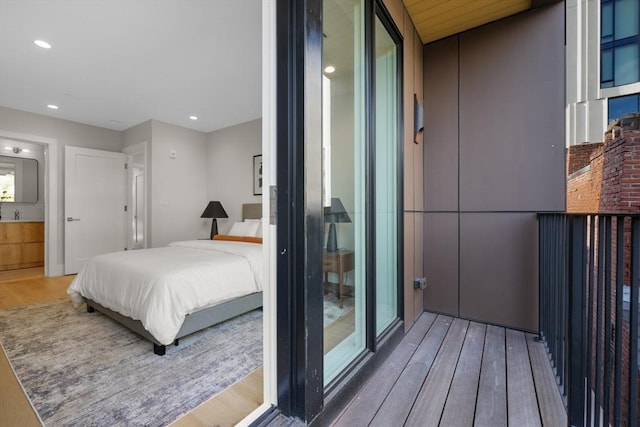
331;312;567;427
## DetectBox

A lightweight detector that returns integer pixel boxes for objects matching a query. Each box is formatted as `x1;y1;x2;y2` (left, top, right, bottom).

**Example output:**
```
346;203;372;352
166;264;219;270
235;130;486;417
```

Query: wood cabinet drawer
0;223;23;244
0;244;23;266
23;242;44;263
0;222;44;270
323;255;338;271
22;222;45;243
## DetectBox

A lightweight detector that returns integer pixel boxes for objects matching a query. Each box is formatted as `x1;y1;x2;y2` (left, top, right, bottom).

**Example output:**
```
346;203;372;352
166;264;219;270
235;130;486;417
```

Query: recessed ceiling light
324;65;336;74
189;116;198;121
109;120;121;124
47;104;58;110
34;40;51;49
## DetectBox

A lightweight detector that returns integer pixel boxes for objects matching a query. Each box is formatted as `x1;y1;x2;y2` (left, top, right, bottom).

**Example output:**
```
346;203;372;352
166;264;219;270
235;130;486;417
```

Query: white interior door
64;146;126;274
132;171;145;249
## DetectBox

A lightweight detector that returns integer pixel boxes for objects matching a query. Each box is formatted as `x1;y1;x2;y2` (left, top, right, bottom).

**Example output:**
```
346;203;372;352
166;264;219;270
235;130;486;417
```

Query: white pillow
228;221;260;237
244;218;263;237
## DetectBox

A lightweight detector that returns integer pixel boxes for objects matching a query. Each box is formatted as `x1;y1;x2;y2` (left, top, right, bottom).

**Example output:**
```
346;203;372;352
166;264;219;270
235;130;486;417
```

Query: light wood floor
0;268;263;427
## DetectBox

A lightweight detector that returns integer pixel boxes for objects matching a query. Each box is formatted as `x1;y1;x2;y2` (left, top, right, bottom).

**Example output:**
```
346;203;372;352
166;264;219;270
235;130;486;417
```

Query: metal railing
539;213;639;427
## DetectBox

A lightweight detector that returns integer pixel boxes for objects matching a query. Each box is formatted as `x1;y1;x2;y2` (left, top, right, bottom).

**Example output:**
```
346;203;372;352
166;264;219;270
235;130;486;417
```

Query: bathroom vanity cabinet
0;221;44;271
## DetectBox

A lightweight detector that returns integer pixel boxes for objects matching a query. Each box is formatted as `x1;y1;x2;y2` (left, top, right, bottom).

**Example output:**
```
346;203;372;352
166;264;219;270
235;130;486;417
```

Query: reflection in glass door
374;14;399;335
322;0;366;385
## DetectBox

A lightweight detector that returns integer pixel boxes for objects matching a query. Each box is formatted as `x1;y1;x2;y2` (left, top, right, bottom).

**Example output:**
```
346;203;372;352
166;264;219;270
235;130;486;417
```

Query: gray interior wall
207;118;262;233
422;4;565;331
150;120;208;247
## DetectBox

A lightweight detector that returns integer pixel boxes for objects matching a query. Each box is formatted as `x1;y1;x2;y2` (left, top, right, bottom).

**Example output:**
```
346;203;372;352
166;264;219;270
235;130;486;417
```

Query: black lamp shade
201;201;228;239
201;201;228;219
324;198;351;252
323;197;351;224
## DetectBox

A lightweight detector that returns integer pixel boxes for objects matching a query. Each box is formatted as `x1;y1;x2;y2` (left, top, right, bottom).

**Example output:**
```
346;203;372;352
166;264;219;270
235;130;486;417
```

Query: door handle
67;217;81;222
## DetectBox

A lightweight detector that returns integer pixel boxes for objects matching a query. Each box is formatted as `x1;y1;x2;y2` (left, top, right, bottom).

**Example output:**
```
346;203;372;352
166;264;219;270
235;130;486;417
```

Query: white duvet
67;240;263;345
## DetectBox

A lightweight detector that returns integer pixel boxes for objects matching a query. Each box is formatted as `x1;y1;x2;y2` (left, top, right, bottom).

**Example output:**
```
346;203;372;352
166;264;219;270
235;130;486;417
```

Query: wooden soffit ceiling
404;0;533;44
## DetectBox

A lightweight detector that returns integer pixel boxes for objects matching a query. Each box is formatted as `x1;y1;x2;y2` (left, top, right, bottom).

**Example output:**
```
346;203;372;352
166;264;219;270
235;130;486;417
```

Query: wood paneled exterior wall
422;4;566;331
381;0;425;330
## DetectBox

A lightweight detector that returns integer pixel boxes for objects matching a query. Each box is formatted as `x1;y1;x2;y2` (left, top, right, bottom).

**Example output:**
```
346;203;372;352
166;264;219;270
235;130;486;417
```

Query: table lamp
201;201;228;239
324;197;351;252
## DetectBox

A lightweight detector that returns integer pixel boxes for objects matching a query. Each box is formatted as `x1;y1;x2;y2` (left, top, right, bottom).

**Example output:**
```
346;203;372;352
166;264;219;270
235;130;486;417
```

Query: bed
67;203;263;355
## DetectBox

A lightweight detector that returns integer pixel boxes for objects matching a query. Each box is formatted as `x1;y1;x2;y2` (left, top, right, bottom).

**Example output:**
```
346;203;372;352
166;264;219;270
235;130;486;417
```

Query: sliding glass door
275;0;402;420
321;0;401;387
374;13;399;335
322;0;367;385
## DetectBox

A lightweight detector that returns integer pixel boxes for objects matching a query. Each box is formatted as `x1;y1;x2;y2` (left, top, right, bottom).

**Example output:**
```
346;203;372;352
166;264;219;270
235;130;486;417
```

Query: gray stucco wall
422;3;566;331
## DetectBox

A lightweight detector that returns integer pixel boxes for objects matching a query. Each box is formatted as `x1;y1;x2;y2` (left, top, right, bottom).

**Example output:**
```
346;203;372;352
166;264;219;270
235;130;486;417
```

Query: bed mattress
67;239;263;345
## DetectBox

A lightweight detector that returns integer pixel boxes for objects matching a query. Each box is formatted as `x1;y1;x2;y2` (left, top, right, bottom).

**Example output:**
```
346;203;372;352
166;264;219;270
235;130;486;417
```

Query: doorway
0;130;60;277
123;142;148;250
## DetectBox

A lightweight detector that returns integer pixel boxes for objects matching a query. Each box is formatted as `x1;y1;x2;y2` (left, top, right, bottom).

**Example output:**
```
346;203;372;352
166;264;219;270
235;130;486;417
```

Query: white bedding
67;240;262;345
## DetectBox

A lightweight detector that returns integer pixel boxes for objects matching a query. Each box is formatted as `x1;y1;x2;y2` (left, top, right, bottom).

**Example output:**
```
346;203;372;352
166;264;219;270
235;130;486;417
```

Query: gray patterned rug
323;294;354;327
0;299;263;426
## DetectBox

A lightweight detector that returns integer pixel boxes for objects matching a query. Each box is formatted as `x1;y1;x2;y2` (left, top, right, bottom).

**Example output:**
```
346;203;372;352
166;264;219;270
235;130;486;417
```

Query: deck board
474;325;507;427
405;318;469;426
369;315;452;426
331;313;567;427
506;329;542;427
439;322;486;427
332;312;437;426
526;334;568;426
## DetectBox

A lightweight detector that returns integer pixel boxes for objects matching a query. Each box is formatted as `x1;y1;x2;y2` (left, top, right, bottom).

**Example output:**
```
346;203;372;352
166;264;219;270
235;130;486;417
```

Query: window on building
608;93;640;122
601;0;640;88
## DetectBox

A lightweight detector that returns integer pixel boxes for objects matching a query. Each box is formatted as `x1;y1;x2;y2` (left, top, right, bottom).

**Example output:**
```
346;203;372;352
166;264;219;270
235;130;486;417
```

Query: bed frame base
84;291;263;355
154;344;166;356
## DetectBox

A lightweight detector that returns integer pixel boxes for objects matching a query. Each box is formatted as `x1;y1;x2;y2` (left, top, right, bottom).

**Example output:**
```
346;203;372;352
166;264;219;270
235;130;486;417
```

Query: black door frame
275;0;405;423
275;0;324;420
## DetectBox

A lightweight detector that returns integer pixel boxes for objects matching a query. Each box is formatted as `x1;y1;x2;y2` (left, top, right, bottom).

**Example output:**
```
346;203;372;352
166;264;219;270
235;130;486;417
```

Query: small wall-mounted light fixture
414;94;424;144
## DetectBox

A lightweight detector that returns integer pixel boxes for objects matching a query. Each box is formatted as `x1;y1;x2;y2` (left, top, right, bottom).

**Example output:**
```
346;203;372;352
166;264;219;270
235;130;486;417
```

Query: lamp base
326;222;337;252
210;218;218;240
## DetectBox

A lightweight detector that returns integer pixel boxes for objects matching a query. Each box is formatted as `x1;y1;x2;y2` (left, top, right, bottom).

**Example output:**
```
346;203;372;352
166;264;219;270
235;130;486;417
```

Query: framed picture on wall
253;154;263;195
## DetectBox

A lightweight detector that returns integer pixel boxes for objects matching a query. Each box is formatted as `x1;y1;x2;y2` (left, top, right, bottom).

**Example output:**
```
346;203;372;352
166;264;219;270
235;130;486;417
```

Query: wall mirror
0;156;38;203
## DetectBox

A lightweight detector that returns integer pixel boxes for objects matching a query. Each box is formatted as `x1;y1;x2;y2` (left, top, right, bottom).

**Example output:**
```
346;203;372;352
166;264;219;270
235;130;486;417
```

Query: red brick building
566;113;640;425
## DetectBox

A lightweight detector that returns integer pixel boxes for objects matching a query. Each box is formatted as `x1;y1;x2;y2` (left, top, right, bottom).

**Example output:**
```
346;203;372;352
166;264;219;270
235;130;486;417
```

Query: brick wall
567;130;640;214
566;116;640;425
567;143;603;213
567;142;603;175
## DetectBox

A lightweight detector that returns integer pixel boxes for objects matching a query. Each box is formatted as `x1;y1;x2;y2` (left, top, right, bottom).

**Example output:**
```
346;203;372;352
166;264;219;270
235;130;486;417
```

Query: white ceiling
0;0;262;133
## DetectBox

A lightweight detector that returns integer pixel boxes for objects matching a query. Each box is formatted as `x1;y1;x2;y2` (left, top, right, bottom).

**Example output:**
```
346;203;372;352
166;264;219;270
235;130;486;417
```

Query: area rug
323;294;354;327
0;299;262;426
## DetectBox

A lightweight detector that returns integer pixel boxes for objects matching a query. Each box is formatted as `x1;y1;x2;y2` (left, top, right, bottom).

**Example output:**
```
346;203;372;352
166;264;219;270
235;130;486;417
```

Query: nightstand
323;249;354;308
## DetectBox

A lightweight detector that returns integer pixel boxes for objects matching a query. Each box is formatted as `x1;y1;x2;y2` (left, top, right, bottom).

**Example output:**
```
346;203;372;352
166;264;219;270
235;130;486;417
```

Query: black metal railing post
615;215;624;426
630;217;639;427
539;213;640;426
568;215;586;427
603;215;613;425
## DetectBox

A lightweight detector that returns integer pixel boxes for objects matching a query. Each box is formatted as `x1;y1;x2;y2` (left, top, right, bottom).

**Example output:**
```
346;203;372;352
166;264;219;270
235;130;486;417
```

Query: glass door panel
374;15;399;335
322;0;366;385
